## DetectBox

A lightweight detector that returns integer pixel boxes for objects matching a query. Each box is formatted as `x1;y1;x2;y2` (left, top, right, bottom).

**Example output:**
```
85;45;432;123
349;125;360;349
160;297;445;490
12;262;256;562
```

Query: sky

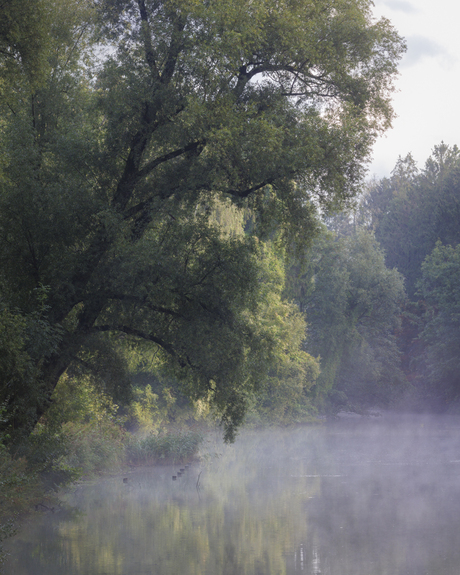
368;0;460;179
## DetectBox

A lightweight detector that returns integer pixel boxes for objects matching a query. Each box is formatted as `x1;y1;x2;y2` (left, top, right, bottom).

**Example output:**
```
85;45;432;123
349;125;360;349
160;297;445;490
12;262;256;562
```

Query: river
4;412;460;574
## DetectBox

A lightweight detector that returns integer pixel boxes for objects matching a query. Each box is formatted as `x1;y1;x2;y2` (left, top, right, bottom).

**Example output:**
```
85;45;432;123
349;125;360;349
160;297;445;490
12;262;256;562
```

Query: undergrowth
126;430;203;466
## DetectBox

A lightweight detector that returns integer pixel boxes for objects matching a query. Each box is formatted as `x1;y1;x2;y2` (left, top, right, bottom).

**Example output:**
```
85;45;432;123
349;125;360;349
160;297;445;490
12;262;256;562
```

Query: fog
5;413;460;574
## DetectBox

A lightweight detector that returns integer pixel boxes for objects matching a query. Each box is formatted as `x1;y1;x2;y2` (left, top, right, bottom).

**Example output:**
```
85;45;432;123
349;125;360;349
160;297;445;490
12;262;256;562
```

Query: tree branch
224;178;276;199
105;292;184;319
92;324;183;363
137;0;161;81
137;139;205;180
161;11;186;84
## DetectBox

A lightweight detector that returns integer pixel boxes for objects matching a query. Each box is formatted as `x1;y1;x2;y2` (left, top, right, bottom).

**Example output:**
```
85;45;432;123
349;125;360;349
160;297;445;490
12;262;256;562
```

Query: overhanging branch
224;178;276;199
137;139;206;180
92;324;184;364
105;292;184;319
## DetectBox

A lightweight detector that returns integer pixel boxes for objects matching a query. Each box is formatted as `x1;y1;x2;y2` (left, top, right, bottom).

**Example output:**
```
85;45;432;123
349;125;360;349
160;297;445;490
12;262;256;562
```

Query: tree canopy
351;144;460;409
363;144;460;297
417;242;460;406
0;0;51;89
286;228;406;411
0;0;404;440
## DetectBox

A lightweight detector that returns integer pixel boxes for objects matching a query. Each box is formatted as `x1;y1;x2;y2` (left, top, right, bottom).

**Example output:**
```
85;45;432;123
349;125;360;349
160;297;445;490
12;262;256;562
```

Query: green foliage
126;383;178;432
42;372;127;476
0;291;62;443
0;452;43;516
416;242;460;406
246;244;320;423
60;420;127;475
0;0;51;90
364;144;460;298
0;307;33;431
288;228;406;411
48;373;123;428
355;144;460;408
0;0;404;441
247;351;320;425
14;424;69;473
126;430;203;466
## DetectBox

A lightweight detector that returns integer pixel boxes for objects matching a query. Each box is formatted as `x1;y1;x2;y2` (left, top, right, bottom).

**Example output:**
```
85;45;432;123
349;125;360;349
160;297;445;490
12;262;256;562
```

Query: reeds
126;431;203;466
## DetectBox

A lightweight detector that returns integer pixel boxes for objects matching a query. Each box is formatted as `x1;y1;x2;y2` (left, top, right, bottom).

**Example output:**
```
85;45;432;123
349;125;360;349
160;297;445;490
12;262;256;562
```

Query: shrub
126;430;203;466
60;420;127;475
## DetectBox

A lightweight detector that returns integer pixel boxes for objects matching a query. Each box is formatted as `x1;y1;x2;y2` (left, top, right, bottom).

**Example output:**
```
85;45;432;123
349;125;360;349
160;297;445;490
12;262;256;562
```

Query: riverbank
0;425;205;569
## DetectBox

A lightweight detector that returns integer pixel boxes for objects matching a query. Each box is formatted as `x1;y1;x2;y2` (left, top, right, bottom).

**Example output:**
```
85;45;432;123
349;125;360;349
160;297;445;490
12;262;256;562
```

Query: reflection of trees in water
6;429;319;574
288;541;323;574
6;420;460;575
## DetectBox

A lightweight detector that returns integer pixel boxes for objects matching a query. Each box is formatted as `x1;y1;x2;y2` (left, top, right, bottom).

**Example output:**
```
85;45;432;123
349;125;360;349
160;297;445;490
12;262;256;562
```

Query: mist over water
5;413;460;575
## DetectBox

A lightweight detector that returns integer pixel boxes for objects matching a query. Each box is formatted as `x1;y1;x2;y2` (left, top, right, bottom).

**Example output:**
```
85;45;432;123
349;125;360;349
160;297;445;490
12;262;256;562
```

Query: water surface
5;413;460;574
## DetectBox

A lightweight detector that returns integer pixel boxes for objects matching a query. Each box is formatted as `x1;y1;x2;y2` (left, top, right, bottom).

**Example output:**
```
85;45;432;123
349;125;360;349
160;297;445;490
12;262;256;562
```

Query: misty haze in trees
0;0;406;442
287;229;406;411
359;144;460;410
280;141;460;415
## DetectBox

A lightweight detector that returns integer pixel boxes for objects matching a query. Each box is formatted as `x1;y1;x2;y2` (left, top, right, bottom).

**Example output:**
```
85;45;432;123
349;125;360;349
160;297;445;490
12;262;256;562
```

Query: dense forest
2;0;460;483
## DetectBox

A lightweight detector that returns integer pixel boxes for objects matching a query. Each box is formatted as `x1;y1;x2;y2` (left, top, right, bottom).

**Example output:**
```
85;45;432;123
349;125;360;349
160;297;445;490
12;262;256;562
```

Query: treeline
250;142;460;416
296;143;460;414
360;145;460;409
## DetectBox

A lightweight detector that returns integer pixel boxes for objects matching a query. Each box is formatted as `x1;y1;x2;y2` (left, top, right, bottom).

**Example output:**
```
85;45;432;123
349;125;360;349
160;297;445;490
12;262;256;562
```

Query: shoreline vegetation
0;422;204;568
0;416;317;571
0;405;396;568
0;361;323;568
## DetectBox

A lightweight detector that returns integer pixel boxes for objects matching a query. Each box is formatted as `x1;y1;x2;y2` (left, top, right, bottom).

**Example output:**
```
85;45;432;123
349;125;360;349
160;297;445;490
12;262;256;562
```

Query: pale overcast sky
368;0;460;178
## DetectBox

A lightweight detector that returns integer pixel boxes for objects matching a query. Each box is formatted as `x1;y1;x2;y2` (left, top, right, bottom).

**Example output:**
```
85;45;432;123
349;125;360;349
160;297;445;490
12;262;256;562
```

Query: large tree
0;0;404;440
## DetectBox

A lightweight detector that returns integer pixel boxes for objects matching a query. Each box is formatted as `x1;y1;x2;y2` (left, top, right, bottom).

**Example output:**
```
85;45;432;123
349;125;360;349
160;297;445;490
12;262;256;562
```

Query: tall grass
126;430;203;466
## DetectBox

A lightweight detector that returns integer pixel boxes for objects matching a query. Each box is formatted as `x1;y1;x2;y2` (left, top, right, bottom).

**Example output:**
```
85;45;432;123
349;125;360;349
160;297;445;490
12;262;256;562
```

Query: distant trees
359;144;460;409
287;229;406;412
417;243;460;406
364;144;460;298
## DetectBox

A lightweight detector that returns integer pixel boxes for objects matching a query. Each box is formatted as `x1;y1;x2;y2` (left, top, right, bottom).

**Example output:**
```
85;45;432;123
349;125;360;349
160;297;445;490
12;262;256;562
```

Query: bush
60;420;127;475
0;452;44;515
126;430;203;466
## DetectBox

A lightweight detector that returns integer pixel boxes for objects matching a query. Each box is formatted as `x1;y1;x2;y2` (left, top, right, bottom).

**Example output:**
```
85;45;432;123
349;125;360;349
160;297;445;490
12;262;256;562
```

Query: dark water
5;413;460;575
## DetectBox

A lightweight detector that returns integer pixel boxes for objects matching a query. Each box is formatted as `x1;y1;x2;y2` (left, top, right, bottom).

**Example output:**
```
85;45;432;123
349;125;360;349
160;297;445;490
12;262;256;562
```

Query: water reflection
5;413;460;574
